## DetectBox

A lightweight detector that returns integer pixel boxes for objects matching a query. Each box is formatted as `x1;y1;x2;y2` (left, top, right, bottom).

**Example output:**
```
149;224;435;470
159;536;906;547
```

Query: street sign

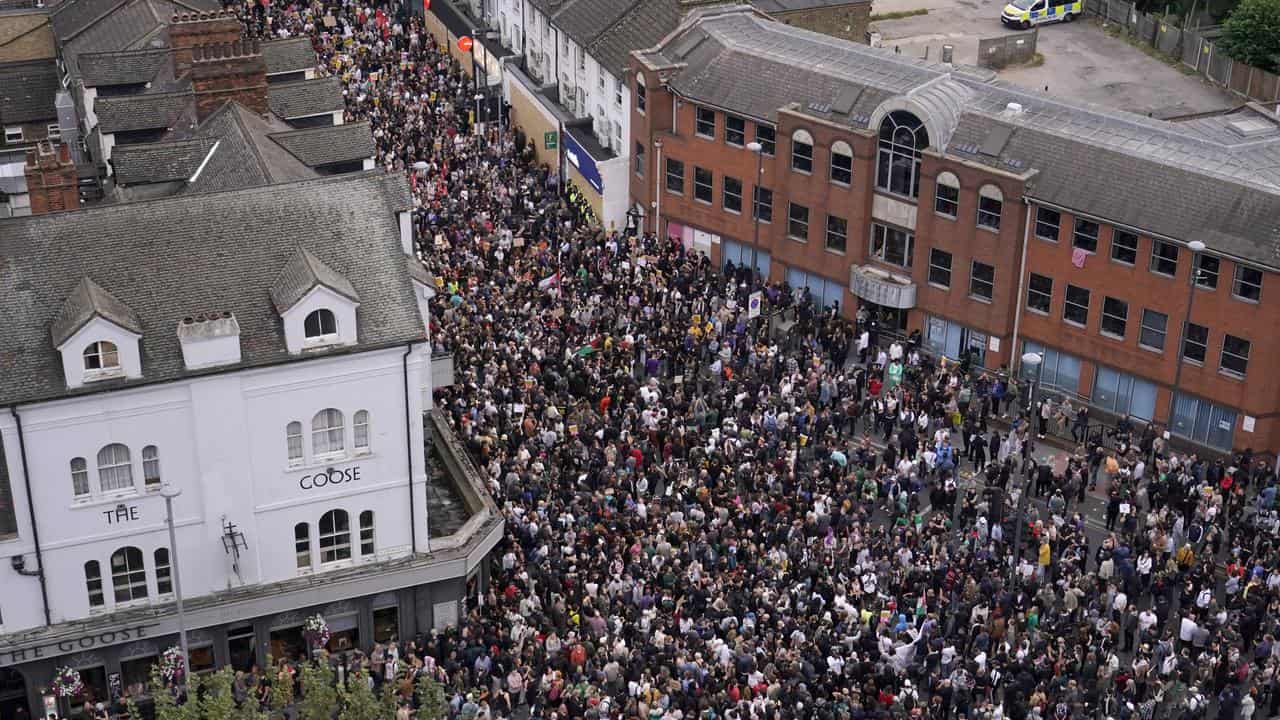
457;36;473;52
748;291;762;319
544;131;558;149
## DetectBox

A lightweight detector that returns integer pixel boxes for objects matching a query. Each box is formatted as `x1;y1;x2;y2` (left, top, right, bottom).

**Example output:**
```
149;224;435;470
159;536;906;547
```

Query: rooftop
0;58;59;124
261;36;316;75
267;76;344;119
268;121;376;167
0;10;55;63
0;171;424;406
642;5;1280;268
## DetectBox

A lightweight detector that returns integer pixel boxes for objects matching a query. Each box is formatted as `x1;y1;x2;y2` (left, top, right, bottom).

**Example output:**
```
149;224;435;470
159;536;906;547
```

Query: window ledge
1063;319;1088;329
69;490;143;510
969;295;994;305
1181;357;1205;368
935;212;957;221
695;198;712;206
1071;246;1097;255
788;236;808;243
1138;344;1165;355
1150;270;1176;279
830;180;851;189
695;133;715;141
976;224;1000;235
0;533;19;544
1230;294;1260;305
726;141;744;149
724;208;742;216
1111;258;1136;267
928;282;951;292
83;367;126;383
286;451;371;473
873;190;919;205
792;168;812;176
1218;369;1246;381
1027;308;1050;316
665;189;684;197
302;334;342;350
1034;234;1059;243
1100;330;1126;342
824;247;847;256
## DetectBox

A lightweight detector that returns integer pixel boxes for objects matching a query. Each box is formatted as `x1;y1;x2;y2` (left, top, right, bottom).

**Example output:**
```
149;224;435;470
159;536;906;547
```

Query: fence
1080;0;1280;104
977;29;1039;69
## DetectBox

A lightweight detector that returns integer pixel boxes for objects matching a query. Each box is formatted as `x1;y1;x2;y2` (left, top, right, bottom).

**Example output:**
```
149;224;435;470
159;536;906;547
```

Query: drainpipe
1009;200;1034;373
520;0;527;72
9;406;52;626
653;138;663;236
402;343;418;554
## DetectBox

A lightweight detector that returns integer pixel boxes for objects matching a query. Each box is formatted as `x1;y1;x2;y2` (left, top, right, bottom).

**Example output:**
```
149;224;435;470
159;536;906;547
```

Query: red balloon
458;36;474;52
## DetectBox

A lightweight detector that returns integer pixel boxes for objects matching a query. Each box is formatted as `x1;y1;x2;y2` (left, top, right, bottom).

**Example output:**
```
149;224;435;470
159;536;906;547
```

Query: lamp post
474;92;485;134
745;141;765;282
1022;350;1044;417
1010;351;1043;583
1168;240;1207;435
160;483;190;684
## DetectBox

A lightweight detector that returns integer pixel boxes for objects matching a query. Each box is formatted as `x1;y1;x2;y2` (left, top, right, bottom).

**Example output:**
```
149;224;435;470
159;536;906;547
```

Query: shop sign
299;465;362;490
0;624;156;668
544;131;557;149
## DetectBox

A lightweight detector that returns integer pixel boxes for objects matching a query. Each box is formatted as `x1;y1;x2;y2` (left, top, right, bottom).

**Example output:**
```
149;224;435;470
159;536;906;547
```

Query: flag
538;272;560;290
1071;247;1087;268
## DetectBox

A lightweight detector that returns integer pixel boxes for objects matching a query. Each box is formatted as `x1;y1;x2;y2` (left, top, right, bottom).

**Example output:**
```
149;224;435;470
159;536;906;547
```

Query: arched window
109;546;147;603
359;510;375;556
142;445;161;488
876;111;928;198
286;421;304;465
791;129;814;173
318;510;351;564
83;341;120;371
85;560;104;607
295;523;311;568
97;443;133;492
311;409;345;456
155;548;172;595
977;185;1004;230
934;171;960;217
829;140;853;185
304;309;337;339
71;457;90;498
353;410;370;453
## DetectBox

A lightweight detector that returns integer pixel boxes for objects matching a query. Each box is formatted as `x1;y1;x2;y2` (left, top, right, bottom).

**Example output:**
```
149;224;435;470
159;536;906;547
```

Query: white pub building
0;171;501;718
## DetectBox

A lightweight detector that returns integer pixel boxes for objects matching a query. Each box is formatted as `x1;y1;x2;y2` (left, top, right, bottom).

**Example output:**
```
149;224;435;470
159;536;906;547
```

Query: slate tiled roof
0;11;55;63
647;6;1280;268
270;247;361;312
111;137;216;184
0;171;423;405
174;101;317;194
550;0;636;47
0;60;60;123
56;0;220;76
268;121;375;167
267;76;343;119
50;277;144;347
94;90;193;133
262;37;317;75
77;48;169;87
587;0;682;76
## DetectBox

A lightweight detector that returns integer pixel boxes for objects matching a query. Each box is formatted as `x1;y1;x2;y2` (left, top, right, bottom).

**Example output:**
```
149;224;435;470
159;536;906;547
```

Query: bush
1220;0;1280;70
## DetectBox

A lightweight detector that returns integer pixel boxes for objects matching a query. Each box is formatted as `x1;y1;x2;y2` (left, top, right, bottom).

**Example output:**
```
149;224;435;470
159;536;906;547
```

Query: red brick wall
24;142;79;215
170;10;243;78
191;40;268;121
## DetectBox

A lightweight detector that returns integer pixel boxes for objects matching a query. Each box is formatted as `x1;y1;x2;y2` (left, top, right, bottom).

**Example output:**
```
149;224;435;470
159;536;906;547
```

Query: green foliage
297;657;338;720
414;674;449;720
267;662;295;716
149;666;197;720
197;668;238;720
337;670;386;720
1221;0;1280;70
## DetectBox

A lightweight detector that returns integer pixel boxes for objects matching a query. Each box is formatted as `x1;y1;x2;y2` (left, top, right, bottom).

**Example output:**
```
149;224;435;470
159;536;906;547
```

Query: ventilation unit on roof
1226;117;1278;138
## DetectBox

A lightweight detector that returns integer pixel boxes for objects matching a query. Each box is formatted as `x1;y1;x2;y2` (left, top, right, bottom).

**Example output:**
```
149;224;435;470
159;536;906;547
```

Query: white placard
1243;416;1256;433
988;337;1000;352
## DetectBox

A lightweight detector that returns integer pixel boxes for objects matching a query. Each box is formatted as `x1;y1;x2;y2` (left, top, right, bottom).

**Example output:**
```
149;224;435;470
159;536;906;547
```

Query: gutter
402;342;418;555
8;405;52;626
1010;199;1033;371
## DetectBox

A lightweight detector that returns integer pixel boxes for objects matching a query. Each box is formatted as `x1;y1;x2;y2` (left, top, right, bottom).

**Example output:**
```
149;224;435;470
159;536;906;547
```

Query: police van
1001;0;1081;28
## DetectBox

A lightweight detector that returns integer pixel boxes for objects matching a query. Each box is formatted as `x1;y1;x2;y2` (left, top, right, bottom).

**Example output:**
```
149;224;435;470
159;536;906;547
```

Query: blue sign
560;130;603;194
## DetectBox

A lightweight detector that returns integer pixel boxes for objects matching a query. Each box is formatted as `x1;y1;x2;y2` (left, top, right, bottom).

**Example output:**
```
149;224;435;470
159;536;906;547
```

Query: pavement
868;0;1236;116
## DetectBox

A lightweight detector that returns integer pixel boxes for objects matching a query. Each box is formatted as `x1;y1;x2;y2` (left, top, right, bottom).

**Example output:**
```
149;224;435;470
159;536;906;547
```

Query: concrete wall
773;2;871;44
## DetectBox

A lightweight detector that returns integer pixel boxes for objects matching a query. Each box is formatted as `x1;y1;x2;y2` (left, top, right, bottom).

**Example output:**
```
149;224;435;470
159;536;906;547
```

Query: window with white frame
1073;218;1099;253
1195;255;1220;289
1182;323;1209;364
829;141;853;185
615;77;622;105
969;261;995;301
635;79;646;113
83;340;120;371
48;124;62;140
694;166;713;203
155;548;172;595
934;172;959;217
1220;334;1250;377
1063;284;1090;326
142;445;160;488
354;410;370;453
319;509;351;563
876;111;927;198
304;308;337;339
359;510;375;555
976;185;1002;231
869;223;914;269
1111;230;1138;265
788;202;809;241
790;129;814;173
1027;273;1052;314
1101;296;1128;338
1035;207;1060;241
755;124;776;155
4;127;21;143
312;409;345;456
928;248;952;288
1139;309;1167;351
1232;265;1263;302
71;457;90;498
85;561;104;607
723;176;742;213
295;523;311;568
287;421;304;465
696;106;716;138
97;444;133;492
825;214;848;253
725;115;745;146
1149;240;1179;276
110;546;148;602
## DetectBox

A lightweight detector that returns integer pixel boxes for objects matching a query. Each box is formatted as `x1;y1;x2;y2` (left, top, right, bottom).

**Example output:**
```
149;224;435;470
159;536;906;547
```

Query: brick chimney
170;11;243;78
191;39;268;122
24;142;80;215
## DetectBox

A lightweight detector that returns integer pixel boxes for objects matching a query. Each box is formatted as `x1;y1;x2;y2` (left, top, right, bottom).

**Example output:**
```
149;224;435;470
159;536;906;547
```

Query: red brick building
629;5;1280;454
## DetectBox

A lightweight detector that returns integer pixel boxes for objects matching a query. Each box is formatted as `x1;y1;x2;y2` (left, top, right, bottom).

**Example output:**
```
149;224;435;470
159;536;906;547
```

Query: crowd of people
224;1;1280;718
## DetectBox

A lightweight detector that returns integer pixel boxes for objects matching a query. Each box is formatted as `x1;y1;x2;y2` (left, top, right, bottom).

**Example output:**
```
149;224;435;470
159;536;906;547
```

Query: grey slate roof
111;137;216;184
647;6;1280;268
262;37;317;75
94;90;193;133
270;247;361;312
173;101;317;194
0;59;60;123
77;48;169;87
56;0;220;77
268;121;375;167
50;277;144;347
267;76;343;119
0;171;423;405
587;0;682;76
549;0;636;47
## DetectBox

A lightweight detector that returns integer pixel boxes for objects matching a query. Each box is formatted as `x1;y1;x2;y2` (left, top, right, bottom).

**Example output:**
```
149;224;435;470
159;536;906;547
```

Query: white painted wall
56;317;143;390
0;344;431;634
279;286;359;355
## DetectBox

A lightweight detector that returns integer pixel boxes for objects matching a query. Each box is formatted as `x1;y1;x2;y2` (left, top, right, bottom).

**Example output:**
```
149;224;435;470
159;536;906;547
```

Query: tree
1221;0;1280;71
149;667;198;720
196;667;237;720
297;657;338;720
337;669;387;720
414;674;449;720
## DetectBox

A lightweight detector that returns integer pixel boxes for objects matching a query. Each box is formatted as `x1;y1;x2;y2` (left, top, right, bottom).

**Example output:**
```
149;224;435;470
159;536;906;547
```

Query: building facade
0;172;501;718
630;5;1280;454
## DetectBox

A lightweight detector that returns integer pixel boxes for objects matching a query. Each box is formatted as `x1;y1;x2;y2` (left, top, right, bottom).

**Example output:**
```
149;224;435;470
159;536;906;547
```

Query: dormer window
304;309;338;340
83;341;120;371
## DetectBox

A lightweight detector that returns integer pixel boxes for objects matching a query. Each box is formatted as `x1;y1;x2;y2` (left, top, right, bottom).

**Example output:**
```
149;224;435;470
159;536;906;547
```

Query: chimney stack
190;38;268;121
170;11;243;78
24;142;79;215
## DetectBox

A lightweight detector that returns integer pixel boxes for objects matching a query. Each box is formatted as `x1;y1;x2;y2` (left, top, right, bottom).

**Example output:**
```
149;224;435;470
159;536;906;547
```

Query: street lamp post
745;141;764;281
160;483;190;683
1010;351;1044;583
474;93;485;134
1168;240;1207;435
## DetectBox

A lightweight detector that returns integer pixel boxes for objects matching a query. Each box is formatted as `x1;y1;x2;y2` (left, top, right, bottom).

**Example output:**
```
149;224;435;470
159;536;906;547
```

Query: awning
850;264;916;309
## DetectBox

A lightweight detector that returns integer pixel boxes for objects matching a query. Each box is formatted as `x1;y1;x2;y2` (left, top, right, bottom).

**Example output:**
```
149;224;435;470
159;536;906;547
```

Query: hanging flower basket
302;614;330;649
51;666;84;698
160;645;186;683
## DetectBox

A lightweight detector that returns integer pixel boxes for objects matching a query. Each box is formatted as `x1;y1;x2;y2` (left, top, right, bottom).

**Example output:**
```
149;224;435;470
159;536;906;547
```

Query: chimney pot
183;316;195;325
